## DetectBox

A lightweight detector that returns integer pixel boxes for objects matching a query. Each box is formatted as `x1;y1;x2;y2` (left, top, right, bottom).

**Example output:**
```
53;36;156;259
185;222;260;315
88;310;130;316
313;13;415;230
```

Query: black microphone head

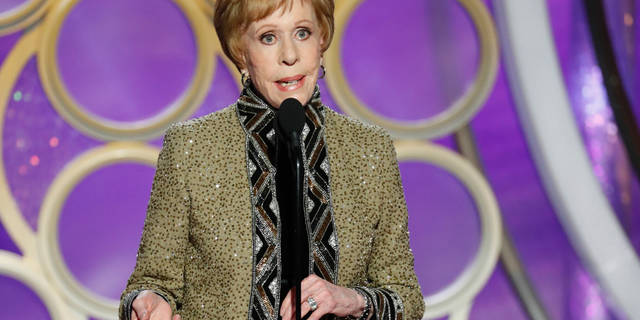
275;98;305;141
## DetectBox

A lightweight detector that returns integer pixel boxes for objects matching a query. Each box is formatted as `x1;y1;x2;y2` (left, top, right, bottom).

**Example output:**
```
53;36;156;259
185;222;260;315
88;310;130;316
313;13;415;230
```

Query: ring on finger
307;297;318;311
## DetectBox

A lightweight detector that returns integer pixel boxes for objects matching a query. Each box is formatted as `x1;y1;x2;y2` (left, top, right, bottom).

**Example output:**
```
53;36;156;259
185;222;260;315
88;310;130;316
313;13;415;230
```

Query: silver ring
307;297;318;311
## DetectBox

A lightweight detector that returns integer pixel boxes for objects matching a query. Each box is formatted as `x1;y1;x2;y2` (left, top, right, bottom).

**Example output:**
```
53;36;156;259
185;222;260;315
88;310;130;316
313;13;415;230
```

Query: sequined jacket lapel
235;87;339;320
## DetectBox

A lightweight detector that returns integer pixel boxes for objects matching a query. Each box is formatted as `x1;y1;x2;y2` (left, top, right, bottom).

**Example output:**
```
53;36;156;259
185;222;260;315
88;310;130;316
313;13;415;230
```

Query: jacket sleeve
354;131;425;320
119;125;190;319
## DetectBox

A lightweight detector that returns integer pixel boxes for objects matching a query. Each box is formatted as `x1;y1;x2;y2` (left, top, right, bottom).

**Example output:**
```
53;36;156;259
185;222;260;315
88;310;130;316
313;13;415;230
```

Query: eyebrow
255;24;278;34
295;19;313;26
254;19;314;34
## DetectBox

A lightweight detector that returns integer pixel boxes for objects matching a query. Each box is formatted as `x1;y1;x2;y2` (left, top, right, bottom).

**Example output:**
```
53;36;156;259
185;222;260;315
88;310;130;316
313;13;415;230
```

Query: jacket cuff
351;287;404;320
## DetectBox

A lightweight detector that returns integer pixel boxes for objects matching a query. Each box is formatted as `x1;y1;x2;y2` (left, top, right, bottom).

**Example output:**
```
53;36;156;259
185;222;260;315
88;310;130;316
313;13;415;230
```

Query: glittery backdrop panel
470;30;617;318
341;0;479;121
3;58;101;231
56;0;197;122
0;275;51;320
58;163;154;300
0;0;29;13
401;161;480;297
0;31;26;257
547;0;640;261
599;0;640;256
602;0;635;107
470;65;568;319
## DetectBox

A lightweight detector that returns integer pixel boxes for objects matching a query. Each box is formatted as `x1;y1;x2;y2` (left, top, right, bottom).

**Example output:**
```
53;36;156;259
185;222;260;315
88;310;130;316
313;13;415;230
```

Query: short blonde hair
214;0;334;70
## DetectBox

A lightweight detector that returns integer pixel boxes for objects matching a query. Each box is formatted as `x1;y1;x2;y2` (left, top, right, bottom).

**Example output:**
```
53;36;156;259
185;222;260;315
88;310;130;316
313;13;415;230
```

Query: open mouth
278;79;301;87
276;75;305;90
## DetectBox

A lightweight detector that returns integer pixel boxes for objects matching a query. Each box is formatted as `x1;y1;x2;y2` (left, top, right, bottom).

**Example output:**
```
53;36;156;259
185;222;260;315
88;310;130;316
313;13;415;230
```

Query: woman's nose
280;38;299;66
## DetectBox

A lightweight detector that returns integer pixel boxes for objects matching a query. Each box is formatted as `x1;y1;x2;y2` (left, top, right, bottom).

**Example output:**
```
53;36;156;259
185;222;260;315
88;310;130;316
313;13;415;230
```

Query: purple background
58;163;154;300
0;0;638;319
342;0;479;121
402;161;480;297
0;276;51;320
57;0;197;122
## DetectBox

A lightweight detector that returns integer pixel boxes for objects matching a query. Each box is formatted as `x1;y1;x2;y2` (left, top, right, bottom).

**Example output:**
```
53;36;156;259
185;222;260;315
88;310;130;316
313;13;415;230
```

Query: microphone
275;98;306;152
274;98;306;320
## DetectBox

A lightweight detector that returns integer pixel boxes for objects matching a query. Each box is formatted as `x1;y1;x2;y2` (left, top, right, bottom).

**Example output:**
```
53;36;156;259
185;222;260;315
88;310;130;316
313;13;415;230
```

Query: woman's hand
131;290;181;320
279;274;366;320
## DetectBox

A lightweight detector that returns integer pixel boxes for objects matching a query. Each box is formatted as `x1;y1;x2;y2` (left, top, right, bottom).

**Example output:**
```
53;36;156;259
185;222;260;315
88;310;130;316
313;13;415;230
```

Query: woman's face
240;1;324;108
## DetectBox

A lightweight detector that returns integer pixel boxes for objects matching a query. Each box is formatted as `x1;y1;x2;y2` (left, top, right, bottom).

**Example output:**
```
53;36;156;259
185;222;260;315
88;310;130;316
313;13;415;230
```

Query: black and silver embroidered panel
237;87;339;320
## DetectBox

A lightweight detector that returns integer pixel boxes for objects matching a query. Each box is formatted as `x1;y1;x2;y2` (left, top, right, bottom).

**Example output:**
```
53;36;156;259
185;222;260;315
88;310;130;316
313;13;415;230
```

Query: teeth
279;80;299;87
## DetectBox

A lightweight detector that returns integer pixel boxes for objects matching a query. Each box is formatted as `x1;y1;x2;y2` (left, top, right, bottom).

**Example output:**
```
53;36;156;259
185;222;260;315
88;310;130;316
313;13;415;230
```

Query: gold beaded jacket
119;88;425;320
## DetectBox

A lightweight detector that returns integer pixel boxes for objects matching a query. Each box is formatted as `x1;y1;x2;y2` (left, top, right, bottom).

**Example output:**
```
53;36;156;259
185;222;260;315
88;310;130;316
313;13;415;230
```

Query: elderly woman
119;0;424;319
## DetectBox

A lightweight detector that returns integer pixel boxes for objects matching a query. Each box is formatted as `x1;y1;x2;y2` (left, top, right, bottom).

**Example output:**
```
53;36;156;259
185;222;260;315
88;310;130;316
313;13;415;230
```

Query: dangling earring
318;65;326;79
241;73;251;88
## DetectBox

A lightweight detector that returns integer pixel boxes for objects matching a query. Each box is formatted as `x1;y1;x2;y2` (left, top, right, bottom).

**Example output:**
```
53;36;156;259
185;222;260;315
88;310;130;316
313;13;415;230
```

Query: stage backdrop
0;0;638;320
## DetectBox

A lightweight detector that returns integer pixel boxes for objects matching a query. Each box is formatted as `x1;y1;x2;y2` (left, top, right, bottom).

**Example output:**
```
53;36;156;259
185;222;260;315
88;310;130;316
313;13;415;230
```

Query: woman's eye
261;34;276;44
296;30;310;39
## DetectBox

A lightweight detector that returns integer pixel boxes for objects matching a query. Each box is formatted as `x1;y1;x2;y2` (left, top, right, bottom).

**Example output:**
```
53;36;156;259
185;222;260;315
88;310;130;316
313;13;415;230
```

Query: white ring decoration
394;141;501;319
37;142;160;319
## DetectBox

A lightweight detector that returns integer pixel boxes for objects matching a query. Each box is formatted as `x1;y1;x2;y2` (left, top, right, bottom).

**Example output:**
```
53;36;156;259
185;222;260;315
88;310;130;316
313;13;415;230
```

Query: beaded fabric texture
236;86;339;320
119;88;425;320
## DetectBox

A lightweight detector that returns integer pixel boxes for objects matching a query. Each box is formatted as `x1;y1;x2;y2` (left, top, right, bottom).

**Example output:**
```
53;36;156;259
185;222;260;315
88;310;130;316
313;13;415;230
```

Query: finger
131;306;150;320
139;310;151;320
172;314;181;320
300;274;321;290
307;304;330;320
131;302;149;320
280;288;292;317
299;299;311;318
282;276;324;319
283;306;292;320
282;300;294;320
152;298;173;320
300;281;328;312
285;294;311;320
282;293;297;320
131;310;139;320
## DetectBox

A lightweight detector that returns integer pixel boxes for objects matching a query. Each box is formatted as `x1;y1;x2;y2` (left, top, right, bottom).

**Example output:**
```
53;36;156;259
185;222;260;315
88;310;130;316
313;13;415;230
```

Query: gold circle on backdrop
394;140;502;319
38;0;216;141
0;0;51;36
325;0;499;140
37;142;160;319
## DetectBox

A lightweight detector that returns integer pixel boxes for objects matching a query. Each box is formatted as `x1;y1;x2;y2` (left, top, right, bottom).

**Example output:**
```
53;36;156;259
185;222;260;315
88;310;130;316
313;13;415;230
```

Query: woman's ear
238;50;249;74
237;53;244;71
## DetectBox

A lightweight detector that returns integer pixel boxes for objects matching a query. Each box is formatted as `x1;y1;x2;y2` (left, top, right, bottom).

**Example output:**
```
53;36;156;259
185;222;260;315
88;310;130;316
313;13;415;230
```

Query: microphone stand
289;131;304;320
275;98;307;320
